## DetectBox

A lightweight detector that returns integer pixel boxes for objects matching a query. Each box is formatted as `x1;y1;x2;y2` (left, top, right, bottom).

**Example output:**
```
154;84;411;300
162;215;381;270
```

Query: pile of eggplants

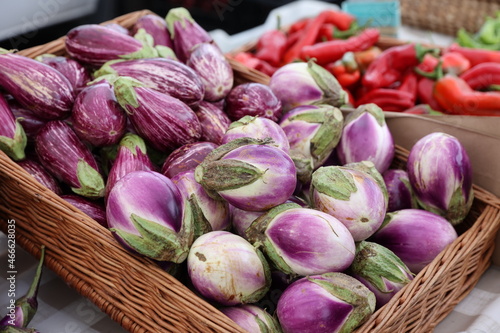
0;6;476;333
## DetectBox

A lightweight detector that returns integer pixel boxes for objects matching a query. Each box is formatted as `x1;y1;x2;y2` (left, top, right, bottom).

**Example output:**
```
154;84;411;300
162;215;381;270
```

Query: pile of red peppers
229;9;500;117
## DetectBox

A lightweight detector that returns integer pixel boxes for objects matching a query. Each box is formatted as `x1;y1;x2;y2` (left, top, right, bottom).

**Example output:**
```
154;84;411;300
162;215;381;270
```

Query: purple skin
337;112;395;174
216;144;296;212
131;14;173;48
60;194;107;227
65;24;152;67
225;83;283;122
165;7;214;63
383;169;418;212
222;116;290;154
9;100;47;141
17;159;62;195
220;305;280;332
187;231;270;306
120;85;202;153
187;42;234;102
161;141;217;178
0;51;74;120
95;58;205;108
35;54;91;92
0;93;26;161
72;81;127;147
103;23;131;35
352;272;412;310
35;120;104;198
194;101;231;145
276;274;361;333
407;132;473;225
369;209;458;274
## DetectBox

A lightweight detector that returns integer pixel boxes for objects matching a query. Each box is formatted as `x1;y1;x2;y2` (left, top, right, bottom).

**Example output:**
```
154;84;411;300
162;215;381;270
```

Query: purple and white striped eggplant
0;94;27;161
165;7;214;63
350;241;414;309
105;133;155;200
172;169;231;238
222;116;290;154
194;101;231;145
35;54;90;92
0;49;74;120
17;159;62;195
0;246;45;329
61;194;107;227
65;25;158;67
94;58;205;107
279;104;344;183
370;209;458;274
195;138;297;212
187;231;271;305
35;120;105;198
310;166;387;241
161;141;217;178
113;77;201;152
407;132;473;225
246;203;355;277
225;83;283;122
131;14;173;48
72;80;127;147
220;305;282;333
336;103;395;174
10;101;47;142
187;42;233;102
106;170;193;262
269;59;348;113
103;23;130;35
345;160;389;207
276;272;375;333
383;169;418;212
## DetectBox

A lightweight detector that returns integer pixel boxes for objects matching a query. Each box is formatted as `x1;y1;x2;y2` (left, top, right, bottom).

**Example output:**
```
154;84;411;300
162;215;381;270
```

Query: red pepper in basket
397;71;418;102
300;28;380;65
403;104;443;115
231;52;277;76
355;88;415;112
416;77;445;111
254;17;287;67
440;52;471;75
362;43;440;90
353;46;382;73
323;9;356;31
325;52;361;89
447;43;500;67
433;74;500;116
460;62;500;90
289;18;311;34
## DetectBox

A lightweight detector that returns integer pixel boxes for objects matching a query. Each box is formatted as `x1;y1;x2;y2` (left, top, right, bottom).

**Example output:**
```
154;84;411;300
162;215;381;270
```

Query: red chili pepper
416;77;445;111
325;52;361;89
416;53;439;74
254;59;278;76
447;43;500;67
231;52;277;76
460;62;500;90
317;23;337;42
322;9;356;31
440;52;471;75
255;17;287;67
397;71;418;102
299;28;380;65
345;89;356;107
433;74;500;116
362;43;440;90
353;46;382;73
355;88;415;112
288;18;311;34
285;30;302;50
403;104;443;115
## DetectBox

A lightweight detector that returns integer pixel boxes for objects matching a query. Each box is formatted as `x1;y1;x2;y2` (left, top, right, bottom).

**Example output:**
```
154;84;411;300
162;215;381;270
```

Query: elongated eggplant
17;159;62;195
194;101;231;145
61;194;107;227
187;42;233;102
65;24;158;67
0;94;27;161
161;141;217;178
165;7;213;63
35;54;90;92
94;58;205;107
9;100;47;142
72;80;127;147
131;14;173;48
114;77;202;152
0;49;74;120
35;120;105;198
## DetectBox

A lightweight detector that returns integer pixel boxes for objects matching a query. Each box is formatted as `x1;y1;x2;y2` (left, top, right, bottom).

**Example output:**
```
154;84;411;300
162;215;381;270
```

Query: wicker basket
400;0;500;37
1;9;500;333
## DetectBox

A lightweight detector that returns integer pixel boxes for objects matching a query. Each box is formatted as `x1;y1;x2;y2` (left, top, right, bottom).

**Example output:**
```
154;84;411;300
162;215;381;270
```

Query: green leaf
72;159;105;198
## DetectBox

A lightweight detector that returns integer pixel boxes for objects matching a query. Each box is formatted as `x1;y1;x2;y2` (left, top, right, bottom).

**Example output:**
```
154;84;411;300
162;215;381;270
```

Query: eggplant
60;194;107;227
220;305;282;333
35;53;91;92
35;120;105;198
103;23;131;35
17;159;62;195
0;49;74;120
194;101;231;145
225;83;283;122
9;100;47;142
71;80;127;147
186;42;233;102
165;7;214;63
383;169;418;212
113;77;202;152
0;94;27;161
94;58;205;107
131;14;173;48
161;141;217;178
65;24;158;67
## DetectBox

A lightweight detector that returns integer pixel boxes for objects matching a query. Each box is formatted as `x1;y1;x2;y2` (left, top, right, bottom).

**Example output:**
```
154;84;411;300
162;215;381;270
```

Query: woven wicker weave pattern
0;9;500;333
400;0;500;36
